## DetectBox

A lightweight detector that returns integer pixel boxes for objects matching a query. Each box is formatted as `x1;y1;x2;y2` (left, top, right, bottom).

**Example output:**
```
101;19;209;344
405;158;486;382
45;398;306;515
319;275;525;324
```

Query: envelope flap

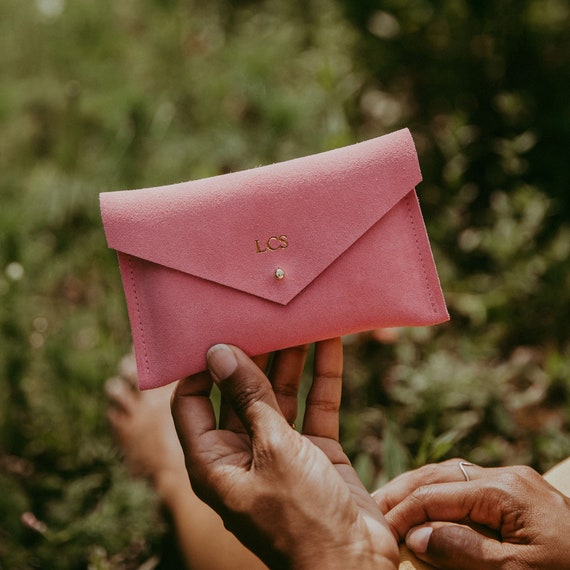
100;129;422;305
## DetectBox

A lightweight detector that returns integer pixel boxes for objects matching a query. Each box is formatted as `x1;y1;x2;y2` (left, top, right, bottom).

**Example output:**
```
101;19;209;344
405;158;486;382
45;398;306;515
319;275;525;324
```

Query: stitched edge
406;193;438;314
127;255;151;374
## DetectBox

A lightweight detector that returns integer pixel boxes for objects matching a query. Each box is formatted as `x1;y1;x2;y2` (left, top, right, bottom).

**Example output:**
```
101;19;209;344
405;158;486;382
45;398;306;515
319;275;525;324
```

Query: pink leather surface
101;129;449;389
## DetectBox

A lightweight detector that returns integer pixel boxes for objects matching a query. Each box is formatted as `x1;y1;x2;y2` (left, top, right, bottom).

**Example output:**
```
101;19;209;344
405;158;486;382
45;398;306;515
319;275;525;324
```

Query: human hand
171;338;398;570
373;458;570;570
106;374;185;487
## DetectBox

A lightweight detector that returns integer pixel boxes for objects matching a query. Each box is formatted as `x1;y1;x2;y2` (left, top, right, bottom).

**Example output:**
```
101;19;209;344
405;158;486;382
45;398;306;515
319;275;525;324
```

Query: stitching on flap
127;255;151;374
406;194;438;314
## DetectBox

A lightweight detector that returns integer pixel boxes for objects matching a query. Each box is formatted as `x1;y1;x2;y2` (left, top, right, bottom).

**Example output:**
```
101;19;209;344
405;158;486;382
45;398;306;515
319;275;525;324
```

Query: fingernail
406;526;433;554
207;344;238;383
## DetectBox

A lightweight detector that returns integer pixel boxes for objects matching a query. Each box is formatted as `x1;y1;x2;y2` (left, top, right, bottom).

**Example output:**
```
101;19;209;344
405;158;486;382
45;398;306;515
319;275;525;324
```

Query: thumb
406;523;511;570
207;344;287;438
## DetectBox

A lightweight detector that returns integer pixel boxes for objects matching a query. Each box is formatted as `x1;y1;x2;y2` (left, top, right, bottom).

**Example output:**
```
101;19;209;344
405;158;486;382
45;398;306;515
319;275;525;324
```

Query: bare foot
105;353;186;493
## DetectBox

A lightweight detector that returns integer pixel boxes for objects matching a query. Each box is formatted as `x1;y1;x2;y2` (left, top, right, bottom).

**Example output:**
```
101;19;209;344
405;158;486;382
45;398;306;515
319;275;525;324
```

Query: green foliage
1;0;569;566
336;0;570;485
0;0;360;566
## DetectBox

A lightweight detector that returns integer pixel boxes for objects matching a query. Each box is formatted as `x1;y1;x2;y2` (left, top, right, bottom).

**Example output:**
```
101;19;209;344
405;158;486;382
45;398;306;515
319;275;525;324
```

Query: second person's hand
374;458;570;570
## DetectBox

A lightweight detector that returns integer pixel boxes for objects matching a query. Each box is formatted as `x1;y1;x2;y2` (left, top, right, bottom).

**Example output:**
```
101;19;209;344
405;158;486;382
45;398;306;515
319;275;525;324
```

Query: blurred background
1;0;569;566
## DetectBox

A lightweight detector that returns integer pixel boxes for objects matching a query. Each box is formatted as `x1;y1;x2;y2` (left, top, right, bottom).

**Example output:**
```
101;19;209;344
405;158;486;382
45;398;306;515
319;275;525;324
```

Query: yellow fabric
397;458;570;569
543;457;570;497
398;543;434;569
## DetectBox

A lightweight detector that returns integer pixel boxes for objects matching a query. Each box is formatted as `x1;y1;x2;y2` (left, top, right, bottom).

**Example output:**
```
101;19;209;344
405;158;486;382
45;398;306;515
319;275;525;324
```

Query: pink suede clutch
100;128;449;390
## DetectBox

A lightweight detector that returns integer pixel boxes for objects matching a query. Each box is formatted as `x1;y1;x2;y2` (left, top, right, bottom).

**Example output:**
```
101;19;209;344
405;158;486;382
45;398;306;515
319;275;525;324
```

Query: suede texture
100;128;449;389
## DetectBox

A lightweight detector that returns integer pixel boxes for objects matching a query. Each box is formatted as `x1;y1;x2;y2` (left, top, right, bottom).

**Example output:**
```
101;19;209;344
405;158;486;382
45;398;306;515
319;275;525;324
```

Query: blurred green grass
1;0;569;566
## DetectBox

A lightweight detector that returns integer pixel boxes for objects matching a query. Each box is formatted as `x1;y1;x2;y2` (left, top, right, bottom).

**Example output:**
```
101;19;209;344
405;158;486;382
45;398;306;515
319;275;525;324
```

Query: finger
268;344;309;424
171;370;216;460
105;376;138;413
252;353;271;373
117;351;139;386
373;459;484;515
405;522;514;570
106;406;126;436
219;352;272;432
386;480;509;540
207;344;288;442
218;392;247;433
302;338;342;440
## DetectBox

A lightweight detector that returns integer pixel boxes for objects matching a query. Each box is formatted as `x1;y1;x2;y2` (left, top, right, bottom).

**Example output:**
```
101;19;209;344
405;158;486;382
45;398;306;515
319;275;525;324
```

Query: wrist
292;537;398;570
250;493;398;570
154;466;192;506
295;548;396;570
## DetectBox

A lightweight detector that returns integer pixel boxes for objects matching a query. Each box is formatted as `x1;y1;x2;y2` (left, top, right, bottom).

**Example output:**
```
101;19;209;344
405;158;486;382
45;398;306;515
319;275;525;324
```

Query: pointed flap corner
100;128;422;305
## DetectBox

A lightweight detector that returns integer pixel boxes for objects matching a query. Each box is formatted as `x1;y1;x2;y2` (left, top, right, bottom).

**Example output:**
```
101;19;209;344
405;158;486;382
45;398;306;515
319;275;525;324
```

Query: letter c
267;236;282;251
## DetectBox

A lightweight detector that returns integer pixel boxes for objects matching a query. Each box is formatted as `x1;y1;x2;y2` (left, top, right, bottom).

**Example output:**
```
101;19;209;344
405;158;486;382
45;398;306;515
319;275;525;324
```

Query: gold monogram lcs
255;235;289;254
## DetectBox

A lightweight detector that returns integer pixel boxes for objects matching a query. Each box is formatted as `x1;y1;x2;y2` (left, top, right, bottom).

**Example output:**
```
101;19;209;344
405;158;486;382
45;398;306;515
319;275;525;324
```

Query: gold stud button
274;268;285;280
